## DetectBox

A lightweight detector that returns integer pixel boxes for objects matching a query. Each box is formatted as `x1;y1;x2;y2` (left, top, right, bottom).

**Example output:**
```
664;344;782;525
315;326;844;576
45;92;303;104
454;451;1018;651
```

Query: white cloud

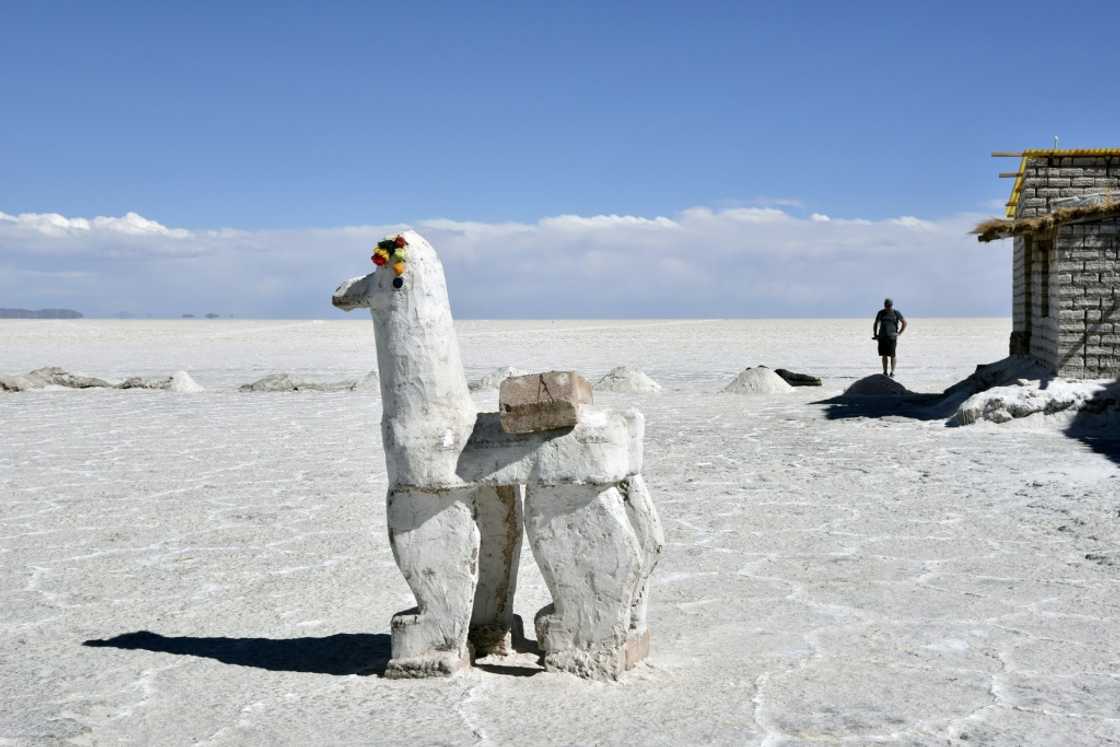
0;210;190;238
751;196;805;208
890;216;936;231
0;205;1010;318
537;214;678;231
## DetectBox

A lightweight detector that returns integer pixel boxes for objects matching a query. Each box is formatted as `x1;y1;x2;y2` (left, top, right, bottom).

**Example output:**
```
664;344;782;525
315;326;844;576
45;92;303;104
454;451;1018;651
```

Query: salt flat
2;319;1119;745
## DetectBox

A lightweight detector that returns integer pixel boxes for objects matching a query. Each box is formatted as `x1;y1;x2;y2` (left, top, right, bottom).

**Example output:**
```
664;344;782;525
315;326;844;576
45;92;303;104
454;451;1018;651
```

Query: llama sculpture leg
385;486;480;678
620;474;664;666
524;482;644;680
469;485;524;656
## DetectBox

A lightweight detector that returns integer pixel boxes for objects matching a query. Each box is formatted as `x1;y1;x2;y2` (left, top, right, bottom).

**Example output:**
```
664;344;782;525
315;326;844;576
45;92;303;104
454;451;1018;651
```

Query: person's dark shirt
875;308;905;338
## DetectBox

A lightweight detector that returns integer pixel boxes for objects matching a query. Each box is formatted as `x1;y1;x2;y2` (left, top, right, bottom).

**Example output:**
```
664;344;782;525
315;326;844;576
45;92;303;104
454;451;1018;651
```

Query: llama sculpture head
333;230;476;488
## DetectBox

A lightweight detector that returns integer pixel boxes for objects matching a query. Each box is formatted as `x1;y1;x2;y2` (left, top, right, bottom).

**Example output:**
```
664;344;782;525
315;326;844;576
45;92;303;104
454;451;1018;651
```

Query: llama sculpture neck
369;232;476;489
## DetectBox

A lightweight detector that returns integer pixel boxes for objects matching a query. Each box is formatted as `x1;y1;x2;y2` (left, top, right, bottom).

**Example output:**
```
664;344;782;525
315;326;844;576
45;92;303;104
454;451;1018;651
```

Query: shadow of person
813;392;954;421
83;631;391;676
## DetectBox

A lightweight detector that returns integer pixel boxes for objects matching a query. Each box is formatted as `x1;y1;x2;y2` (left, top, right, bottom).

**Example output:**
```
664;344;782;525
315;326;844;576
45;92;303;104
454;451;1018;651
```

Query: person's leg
890;355;896;376
881;355;888;375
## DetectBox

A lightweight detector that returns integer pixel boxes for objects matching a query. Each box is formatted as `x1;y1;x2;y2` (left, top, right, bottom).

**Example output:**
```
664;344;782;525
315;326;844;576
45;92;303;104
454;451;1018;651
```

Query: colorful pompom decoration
370;234;409;290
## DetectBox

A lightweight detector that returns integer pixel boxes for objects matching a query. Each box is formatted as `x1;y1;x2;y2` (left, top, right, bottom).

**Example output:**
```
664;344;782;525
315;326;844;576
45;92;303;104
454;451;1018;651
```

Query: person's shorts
877;336;898;357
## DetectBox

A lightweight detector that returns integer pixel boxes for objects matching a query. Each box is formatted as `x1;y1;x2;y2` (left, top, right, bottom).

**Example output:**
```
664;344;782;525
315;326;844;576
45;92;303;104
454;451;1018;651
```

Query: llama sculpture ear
332;274;374;311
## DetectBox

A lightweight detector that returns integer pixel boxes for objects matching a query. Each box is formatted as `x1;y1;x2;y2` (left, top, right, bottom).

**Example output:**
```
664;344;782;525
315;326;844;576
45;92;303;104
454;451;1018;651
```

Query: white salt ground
2;318;1119;745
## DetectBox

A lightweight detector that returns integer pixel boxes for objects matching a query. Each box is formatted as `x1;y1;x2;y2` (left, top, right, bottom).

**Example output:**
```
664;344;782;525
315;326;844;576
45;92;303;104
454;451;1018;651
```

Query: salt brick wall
1012;236;1027;334
1028;238;1059;368
1054;218;1120;379
1015;156;1120;219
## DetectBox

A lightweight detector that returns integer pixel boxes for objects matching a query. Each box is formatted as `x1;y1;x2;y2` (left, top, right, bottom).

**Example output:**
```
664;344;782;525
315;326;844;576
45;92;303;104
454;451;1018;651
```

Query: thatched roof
999;149;1120;217
973;198;1120;242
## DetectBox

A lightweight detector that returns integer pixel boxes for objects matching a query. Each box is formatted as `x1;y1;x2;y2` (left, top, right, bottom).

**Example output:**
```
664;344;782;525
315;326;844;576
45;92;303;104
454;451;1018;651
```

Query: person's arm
872;312;880;338
898;315;908;336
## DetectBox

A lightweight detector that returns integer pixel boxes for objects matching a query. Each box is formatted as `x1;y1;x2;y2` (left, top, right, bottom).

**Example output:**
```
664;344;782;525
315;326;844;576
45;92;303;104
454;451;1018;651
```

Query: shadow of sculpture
83;631;391;676
1065;378;1120;467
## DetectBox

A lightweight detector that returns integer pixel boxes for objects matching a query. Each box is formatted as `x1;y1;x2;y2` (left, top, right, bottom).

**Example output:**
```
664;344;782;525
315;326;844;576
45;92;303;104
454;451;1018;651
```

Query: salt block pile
950;378;1120;426
117;371;205;392
843;374;910;397
1;367;111;391
1;367;204;392
239;371;377;392
469;366;529;392
595;366;662;394
722;366;793;395
117;376;173;390
774;368;822;387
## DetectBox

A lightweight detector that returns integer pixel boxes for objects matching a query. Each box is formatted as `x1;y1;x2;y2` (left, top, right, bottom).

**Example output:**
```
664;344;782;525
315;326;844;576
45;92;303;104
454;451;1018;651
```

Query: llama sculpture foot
384;487;479;678
524;482;645;680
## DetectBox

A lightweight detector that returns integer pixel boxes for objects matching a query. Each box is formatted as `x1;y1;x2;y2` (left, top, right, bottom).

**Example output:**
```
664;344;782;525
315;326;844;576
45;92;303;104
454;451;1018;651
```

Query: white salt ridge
238;372;377;392
722;366;793;395
1;366;204;392
595;366;662;394
353;370;380;392
0;366;112;391
469;366;529;391
951;378;1119;426
116;375;174;390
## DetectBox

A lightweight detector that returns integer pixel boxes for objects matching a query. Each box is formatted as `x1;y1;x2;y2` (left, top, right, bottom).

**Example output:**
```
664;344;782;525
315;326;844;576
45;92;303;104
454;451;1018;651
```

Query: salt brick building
975;149;1120;379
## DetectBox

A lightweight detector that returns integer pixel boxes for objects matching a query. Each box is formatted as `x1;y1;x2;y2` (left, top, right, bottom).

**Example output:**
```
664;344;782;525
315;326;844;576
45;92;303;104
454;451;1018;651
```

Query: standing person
872;298;907;377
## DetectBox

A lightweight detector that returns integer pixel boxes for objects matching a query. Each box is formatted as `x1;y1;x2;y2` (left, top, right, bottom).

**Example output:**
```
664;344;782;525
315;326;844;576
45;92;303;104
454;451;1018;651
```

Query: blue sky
2;1;1118;317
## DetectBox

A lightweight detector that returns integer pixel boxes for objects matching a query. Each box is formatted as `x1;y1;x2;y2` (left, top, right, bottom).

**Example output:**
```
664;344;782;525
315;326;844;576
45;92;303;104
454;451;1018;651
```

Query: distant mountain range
0;308;84;319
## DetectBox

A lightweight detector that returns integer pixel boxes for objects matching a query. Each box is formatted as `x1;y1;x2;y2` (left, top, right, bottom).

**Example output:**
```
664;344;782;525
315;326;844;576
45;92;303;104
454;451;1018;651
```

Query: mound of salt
470;366;529;392
595;366;662;394
169;371;205;393
722;366;793;395
950;379;1118;426
843;374;910;397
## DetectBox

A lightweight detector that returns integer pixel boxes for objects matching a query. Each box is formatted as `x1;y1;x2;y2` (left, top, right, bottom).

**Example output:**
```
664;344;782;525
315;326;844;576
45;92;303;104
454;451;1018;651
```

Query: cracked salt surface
2;318;1119;745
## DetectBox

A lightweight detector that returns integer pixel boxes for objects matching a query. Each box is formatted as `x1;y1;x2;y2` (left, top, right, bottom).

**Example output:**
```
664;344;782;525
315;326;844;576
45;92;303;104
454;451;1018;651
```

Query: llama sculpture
333;230;664;680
